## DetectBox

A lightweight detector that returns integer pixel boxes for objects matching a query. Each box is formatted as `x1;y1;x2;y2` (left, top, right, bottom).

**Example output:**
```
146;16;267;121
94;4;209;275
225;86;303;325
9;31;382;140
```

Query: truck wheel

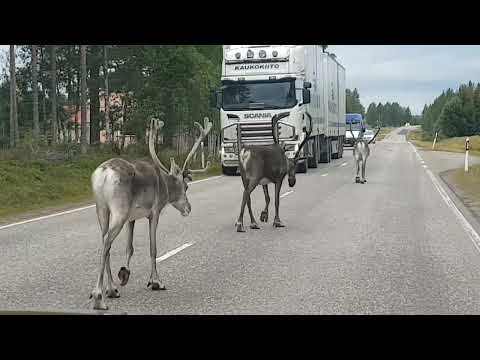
222;166;237;176
296;160;307;174
319;136;329;163
307;137;318;168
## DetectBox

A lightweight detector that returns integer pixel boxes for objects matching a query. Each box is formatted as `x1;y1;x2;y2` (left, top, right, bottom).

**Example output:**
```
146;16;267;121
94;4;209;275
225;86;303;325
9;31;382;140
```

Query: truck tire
296;160;307;174
319;137;331;163
222;166;237;176
338;136;344;158
307;136;318;168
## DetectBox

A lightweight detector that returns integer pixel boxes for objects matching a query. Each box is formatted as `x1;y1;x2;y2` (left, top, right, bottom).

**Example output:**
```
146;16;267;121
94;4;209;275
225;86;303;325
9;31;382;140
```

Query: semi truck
214;45;346;175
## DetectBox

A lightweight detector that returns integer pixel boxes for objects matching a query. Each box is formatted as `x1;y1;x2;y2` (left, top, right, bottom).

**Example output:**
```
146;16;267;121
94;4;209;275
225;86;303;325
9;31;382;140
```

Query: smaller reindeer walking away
235;112;312;232
89;117;212;310
349;123;381;184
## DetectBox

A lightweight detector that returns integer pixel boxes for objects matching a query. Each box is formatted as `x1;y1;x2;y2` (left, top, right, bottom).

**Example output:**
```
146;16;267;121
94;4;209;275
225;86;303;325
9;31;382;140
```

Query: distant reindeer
89;117;212;310
349;124;380;184
235;112;312;232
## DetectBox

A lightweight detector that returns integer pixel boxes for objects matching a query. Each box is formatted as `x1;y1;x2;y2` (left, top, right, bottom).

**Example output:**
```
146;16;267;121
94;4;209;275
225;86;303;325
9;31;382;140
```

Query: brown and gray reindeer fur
235;112;312;232
89;117;212;310
349;124;381;184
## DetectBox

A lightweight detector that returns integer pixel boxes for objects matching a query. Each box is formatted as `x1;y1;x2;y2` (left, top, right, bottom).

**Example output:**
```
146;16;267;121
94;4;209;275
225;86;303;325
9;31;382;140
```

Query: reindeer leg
105;252;120;298
118;220;135;287
260;185;270;223
355;155;361;183
361;157;367;184
236;179;258;232
91;211;126;310
247;194;260;229
273;180;285;228
147;212;166;290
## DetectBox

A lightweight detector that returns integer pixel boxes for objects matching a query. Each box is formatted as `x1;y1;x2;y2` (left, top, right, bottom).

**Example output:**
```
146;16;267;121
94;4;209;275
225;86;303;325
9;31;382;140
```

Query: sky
328;45;480;115
2;45;480;115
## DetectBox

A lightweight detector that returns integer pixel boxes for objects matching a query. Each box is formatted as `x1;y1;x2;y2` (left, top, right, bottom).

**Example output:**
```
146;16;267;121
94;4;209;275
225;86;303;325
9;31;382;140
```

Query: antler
148;117;170;173
368;127;381;145
348;121;357;143
182;119;213;174
293;112;313;162
271;112;290;144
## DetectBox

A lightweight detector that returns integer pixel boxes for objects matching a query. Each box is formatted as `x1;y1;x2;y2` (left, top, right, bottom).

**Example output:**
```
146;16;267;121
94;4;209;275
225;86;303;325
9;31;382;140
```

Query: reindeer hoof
250;223;260;230
148;281;166;291
260;211;268;223
118;267;131;286
106;288;120;298
91;291;108;310
355;177;361;183
236;223;246;232
273;220;285;228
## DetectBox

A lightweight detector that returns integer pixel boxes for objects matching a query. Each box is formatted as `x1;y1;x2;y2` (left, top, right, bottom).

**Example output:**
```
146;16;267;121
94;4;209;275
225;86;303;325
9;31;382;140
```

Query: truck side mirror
302;89;311;105
209;90;217;108
304;81;312;89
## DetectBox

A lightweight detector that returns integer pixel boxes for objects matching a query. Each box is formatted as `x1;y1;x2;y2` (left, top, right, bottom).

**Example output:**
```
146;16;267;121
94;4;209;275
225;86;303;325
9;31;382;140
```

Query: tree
32;45;40;141
50;45;58;144
438;96;467;137
9;45;18;147
80;45;87;154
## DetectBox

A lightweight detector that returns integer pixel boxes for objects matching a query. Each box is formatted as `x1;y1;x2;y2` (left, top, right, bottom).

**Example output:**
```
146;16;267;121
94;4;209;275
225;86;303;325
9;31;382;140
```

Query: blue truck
344;113;365;146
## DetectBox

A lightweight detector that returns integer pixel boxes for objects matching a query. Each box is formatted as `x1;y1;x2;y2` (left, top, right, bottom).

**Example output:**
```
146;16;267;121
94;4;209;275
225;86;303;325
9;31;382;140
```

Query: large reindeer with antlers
89;117;212;310
235;112;312;232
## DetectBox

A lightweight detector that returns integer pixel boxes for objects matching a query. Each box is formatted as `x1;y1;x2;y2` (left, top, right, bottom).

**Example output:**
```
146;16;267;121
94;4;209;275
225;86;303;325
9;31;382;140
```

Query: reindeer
349;123;380;184
235;112;312;232
89;117;212;310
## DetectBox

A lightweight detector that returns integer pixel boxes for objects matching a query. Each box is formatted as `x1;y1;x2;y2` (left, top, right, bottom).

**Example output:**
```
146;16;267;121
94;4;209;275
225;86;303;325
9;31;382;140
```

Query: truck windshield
222;79;297;111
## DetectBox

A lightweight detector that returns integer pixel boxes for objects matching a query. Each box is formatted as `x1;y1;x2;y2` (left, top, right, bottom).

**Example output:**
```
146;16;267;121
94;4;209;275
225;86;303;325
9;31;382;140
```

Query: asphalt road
2;127;480;314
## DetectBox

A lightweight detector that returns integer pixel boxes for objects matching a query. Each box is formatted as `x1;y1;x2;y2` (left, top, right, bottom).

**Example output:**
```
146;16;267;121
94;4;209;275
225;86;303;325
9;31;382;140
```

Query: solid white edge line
156;242;194;262
409;142;480;253
321;173;329;177
0;175;224;231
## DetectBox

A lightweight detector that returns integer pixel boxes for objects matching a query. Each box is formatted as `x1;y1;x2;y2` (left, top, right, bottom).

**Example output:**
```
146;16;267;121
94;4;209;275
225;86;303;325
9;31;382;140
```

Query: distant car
363;129;376;144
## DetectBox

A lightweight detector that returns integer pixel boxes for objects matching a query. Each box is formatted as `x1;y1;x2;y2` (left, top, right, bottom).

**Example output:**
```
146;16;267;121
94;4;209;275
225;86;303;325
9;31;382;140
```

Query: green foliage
365;101;413;127
0;45;222;149
346;88;365;116
421;82;480;138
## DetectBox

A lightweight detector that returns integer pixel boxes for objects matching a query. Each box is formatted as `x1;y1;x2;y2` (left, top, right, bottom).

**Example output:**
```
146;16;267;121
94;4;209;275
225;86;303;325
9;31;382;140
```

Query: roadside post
465;137;470;172
201;117;209;168
432;132;438;150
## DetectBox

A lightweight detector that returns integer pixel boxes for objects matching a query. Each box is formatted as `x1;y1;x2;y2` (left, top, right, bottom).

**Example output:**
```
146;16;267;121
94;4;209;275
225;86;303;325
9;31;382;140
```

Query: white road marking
340;162;348;167
321;173;329;177
409;142;480;253
280;191;294;198
422;164;428;168
156;242;194;262
0;175;224;231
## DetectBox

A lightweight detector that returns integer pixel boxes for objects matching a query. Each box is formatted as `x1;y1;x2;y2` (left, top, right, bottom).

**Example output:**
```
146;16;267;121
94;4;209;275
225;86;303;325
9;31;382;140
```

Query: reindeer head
148;117;213;217
279;112;312;188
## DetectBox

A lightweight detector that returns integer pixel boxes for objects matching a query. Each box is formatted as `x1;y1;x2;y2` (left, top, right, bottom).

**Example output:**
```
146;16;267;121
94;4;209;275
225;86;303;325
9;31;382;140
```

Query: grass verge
441;165;480;222
407;128;480;156
0;153;221;221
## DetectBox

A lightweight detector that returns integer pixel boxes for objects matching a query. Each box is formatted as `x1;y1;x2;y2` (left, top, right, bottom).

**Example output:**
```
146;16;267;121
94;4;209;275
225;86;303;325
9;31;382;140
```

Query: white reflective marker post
465;137;470;172
432;132;438;150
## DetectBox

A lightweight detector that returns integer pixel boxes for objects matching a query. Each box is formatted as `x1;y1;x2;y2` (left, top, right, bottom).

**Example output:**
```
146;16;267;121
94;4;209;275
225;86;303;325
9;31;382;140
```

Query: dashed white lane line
280;191;294;198
409;142;480;253
0;175;224;231
321;173;329;177
156;242;195;262
340;162;348;167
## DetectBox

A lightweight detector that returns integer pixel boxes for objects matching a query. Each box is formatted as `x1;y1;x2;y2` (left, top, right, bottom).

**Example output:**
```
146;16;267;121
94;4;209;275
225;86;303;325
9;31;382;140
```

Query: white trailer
215;45;346;175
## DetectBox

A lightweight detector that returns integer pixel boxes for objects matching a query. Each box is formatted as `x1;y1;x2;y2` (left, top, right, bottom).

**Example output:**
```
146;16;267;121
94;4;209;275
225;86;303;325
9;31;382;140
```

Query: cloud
328;45;480;115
